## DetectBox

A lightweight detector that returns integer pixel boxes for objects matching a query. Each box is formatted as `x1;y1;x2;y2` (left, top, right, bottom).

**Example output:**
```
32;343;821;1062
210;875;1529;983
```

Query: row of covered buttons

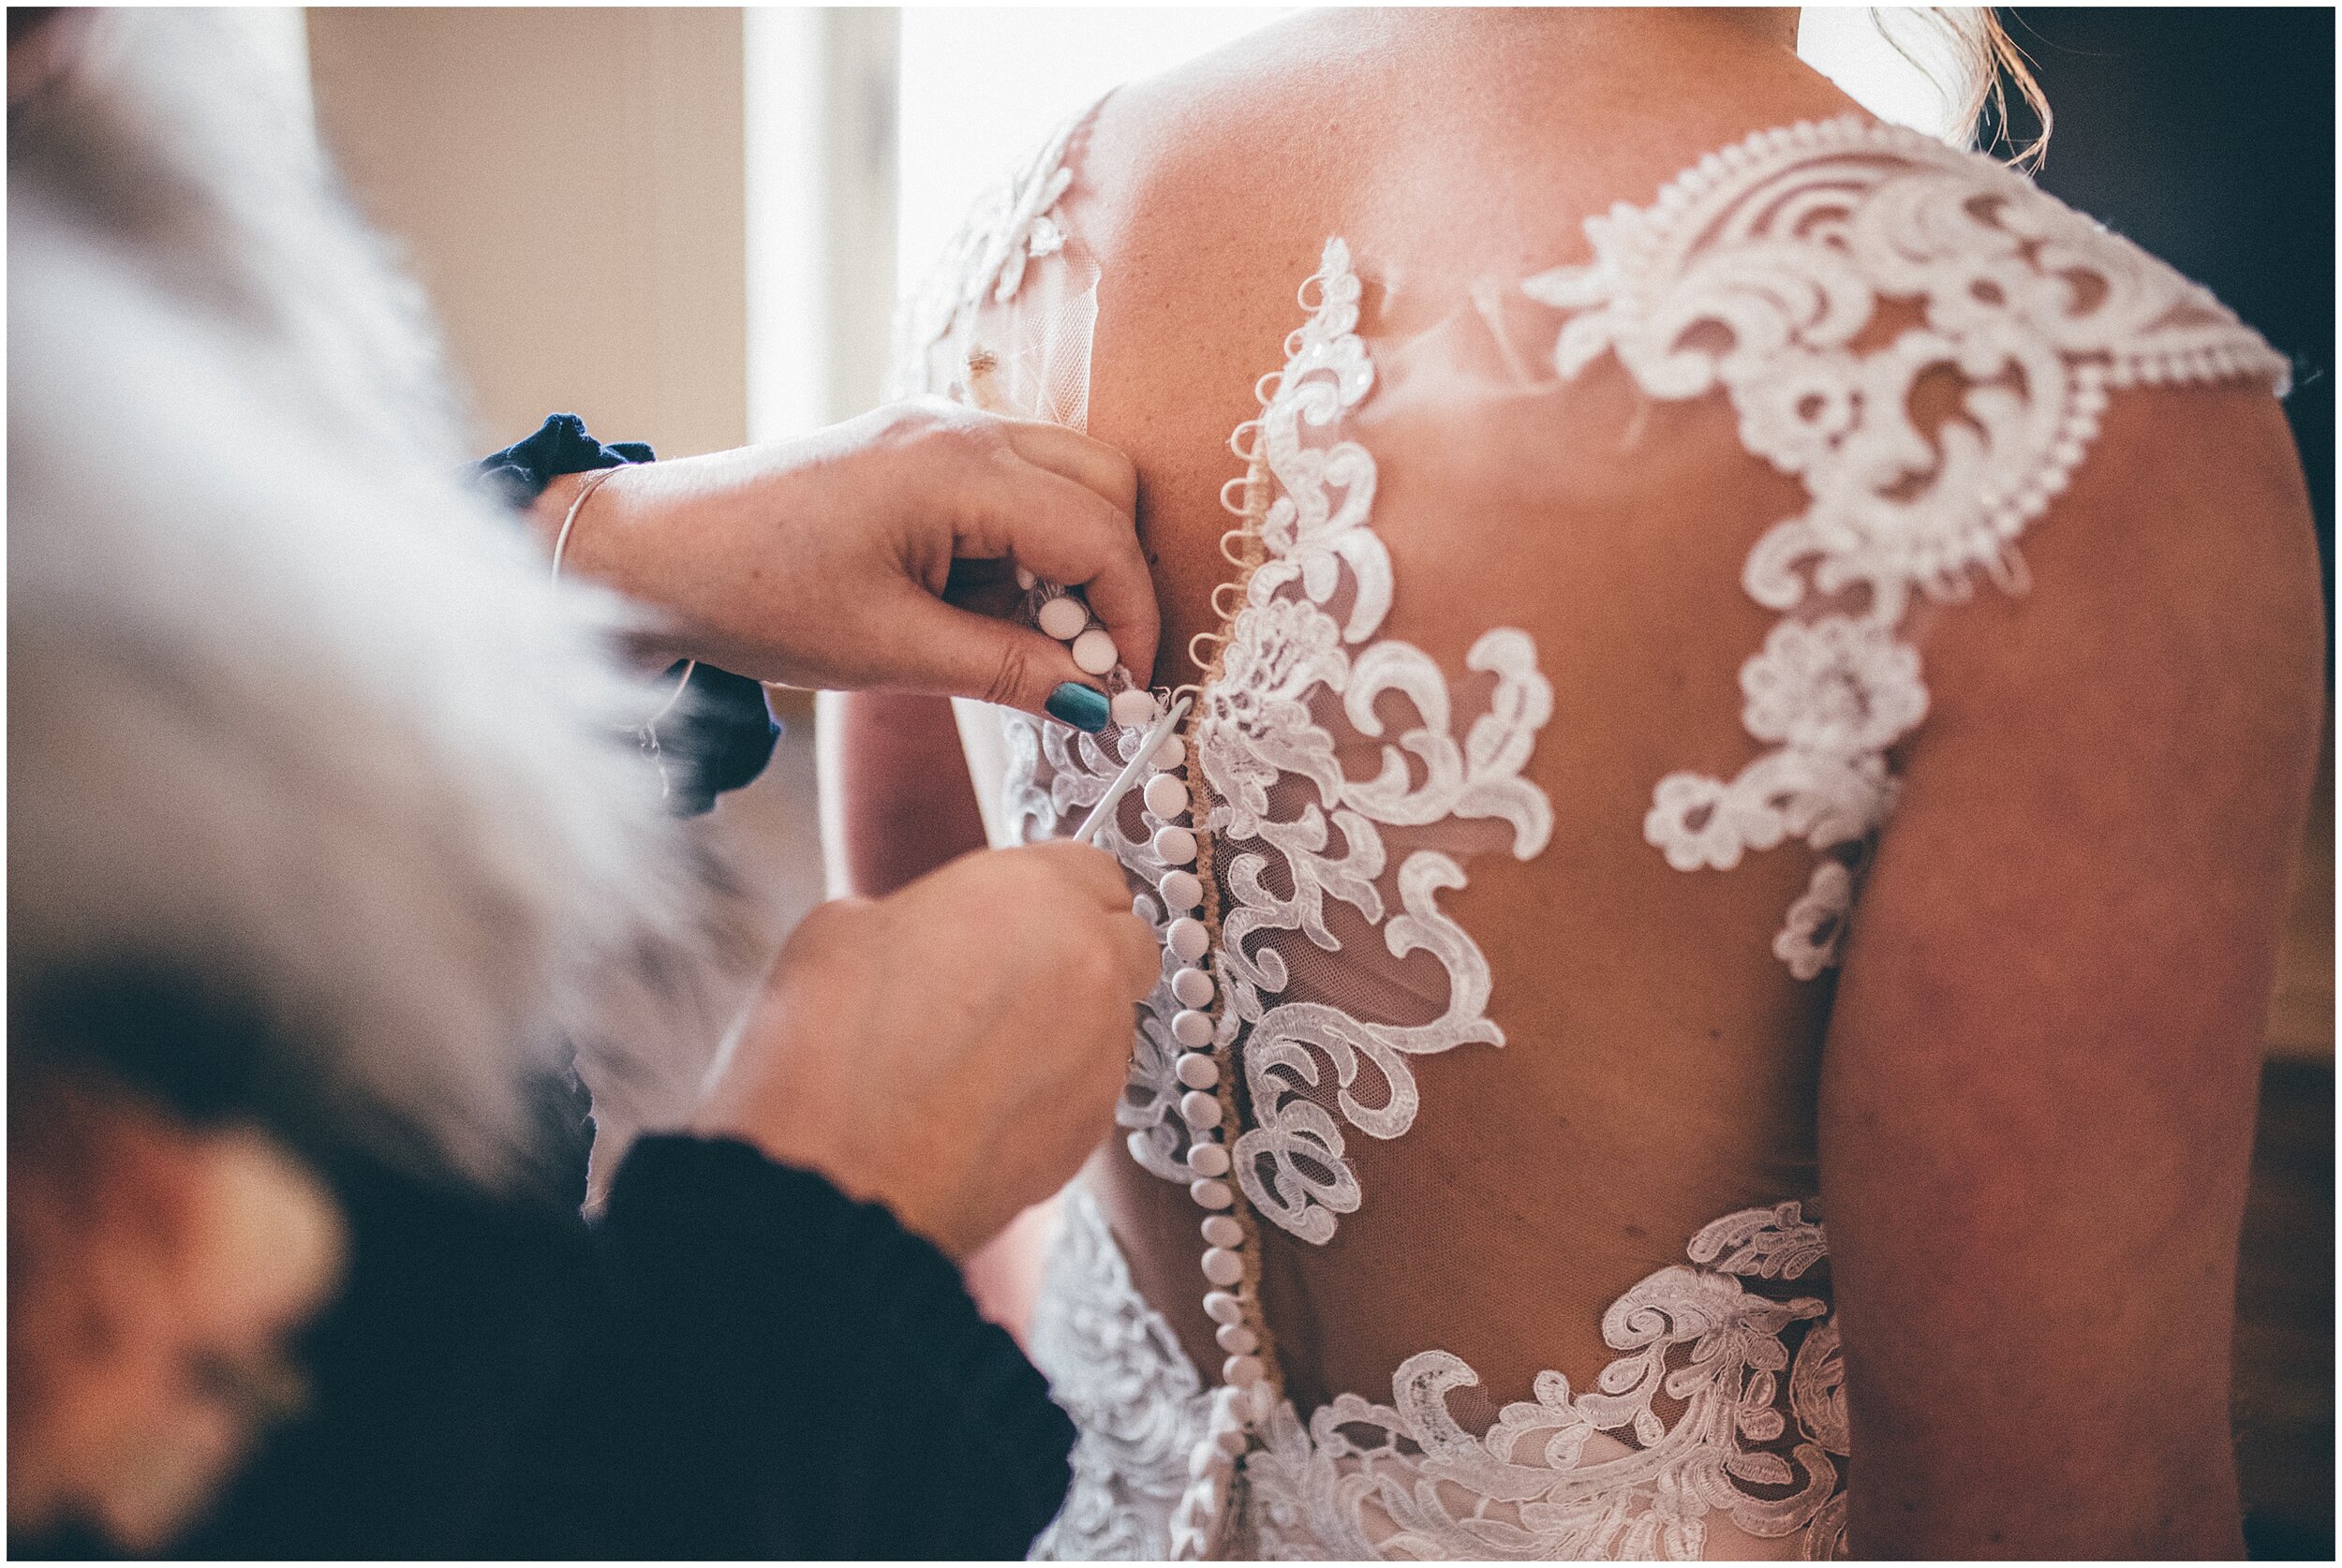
1030;574;1266;1560
1126;692;1267;1561
1026;571;1140;693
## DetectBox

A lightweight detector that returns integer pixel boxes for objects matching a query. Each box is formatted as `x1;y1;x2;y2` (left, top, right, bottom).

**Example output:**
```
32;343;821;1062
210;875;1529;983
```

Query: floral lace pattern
974;237;1559;1234
1030;1185;1218;1561
1525;116;2290;977
1248;1200;1846;1561
1201;240;1555;1245
891;109;2293;1561
1001;708;1213;1184
1030;1188;1848;1561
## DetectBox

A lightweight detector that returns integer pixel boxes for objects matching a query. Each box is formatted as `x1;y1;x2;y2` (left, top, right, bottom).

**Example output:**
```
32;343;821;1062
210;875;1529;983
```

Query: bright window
896;8;1288;297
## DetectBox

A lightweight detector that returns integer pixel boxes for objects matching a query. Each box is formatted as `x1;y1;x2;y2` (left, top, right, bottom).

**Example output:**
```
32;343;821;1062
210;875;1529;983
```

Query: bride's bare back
836;12;2320;1557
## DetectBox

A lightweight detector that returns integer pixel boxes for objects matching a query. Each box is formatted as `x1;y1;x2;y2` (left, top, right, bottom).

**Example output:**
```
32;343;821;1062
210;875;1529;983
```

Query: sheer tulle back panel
903;52;2290;1553
996;107;1846;1427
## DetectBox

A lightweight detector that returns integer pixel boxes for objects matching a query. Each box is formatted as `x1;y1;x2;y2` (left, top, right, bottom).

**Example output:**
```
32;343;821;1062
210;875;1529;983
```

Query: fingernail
1046;682;1110;732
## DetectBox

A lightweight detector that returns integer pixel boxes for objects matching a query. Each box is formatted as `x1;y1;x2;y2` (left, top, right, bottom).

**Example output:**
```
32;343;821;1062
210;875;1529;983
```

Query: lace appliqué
1200;240;1555;1245
1029;1184;1216;1561
1245;1202;1847;1561
990;241;1557;1229
999;710;1213;1183
1525;117;2290;978
892;106;1089;398
1028;1191;1845;1562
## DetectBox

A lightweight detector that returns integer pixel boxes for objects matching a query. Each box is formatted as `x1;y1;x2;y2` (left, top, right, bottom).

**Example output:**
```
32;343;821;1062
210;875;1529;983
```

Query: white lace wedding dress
892;104;2288;1561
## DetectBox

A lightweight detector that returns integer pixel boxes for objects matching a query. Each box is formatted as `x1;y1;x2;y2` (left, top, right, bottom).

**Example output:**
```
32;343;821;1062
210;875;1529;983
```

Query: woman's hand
532;401;1153;726
691;840;1159;1260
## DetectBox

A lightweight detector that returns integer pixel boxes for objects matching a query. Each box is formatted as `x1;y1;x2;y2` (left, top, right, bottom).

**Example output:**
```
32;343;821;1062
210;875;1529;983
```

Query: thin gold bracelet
547;465;699;790
548;465;625;581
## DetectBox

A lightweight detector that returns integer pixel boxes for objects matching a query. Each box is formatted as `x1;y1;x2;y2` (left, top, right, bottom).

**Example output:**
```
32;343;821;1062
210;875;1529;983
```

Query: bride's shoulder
1060;37;2303;607
1508;112;2299;588
1527;115;2289;394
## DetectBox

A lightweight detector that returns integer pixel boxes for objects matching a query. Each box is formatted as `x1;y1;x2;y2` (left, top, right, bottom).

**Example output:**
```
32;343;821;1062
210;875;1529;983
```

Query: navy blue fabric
476;411;655;508
653;660;780;817
479;415;779;816
135;1134;1075;1561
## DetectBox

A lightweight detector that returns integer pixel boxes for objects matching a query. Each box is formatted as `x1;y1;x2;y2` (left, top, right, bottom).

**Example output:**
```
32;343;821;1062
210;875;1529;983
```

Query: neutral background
290;9;2330;1553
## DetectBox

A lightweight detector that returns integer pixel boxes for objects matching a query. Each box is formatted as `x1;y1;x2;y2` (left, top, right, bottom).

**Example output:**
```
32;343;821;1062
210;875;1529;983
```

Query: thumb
887;590;1115;731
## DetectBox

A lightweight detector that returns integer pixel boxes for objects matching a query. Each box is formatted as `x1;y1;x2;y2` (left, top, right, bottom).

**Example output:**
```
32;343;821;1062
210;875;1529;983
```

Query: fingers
1104;907;1163;1000
999;421;1138;516
1015;839;1161;1001
963;451;1161;684
876;582;1113;722
1016;836;1141;912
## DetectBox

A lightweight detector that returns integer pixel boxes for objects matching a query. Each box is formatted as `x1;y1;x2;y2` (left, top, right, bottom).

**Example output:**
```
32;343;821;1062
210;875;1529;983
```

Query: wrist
524;469;588;548
534;465;700;666
544;463;644;585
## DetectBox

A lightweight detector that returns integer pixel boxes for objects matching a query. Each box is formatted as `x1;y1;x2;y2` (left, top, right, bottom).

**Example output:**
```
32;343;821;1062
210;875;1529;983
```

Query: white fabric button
1150;733;1187;771
1159;872;1204;913
1189;1176;1233;1209
1036;595;1089;640
1187;1141;1231;1177
1170;964;1213;1006
1203;1289;1244;1324
1201;1214;1242;1249
1143;773;1189;820
1172;1009;1212;1048
1152;825;1197;865
1179;1089;1223;1130
1239;1383;1274;1423
1213;1424;1250;1457
1071;628;1119;674
1223;1354;1265;1387
1132;894;1160;925
1201;1247;1243;1286
1111;688;1158;728
1215;1322;1258;1354
1015;565;1038;592
1176;1051;1218;1089
1166;916;1208;962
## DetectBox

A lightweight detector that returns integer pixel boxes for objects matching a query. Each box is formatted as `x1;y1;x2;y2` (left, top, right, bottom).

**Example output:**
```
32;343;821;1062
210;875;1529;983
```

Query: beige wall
306;7;820;943
306;7;747;459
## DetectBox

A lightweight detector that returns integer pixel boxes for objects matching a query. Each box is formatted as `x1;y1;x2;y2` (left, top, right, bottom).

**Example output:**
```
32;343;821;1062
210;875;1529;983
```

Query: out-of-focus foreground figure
8;6;1181;1554
8;7;701;1545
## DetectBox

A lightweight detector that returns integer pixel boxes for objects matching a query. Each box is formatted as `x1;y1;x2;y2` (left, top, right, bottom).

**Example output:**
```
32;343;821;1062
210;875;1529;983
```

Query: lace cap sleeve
1523;117;2291;978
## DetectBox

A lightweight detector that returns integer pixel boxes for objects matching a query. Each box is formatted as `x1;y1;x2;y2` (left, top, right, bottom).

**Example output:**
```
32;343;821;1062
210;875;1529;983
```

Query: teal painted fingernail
1046;682;1110;732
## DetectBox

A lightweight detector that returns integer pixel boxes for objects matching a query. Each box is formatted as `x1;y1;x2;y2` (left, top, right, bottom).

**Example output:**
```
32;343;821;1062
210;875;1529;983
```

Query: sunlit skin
526;402;1153;718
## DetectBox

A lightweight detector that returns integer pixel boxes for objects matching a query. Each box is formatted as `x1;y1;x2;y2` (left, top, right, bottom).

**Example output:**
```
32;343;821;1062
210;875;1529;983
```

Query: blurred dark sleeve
554;1136;1077;1558
162;1132;1074;1560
